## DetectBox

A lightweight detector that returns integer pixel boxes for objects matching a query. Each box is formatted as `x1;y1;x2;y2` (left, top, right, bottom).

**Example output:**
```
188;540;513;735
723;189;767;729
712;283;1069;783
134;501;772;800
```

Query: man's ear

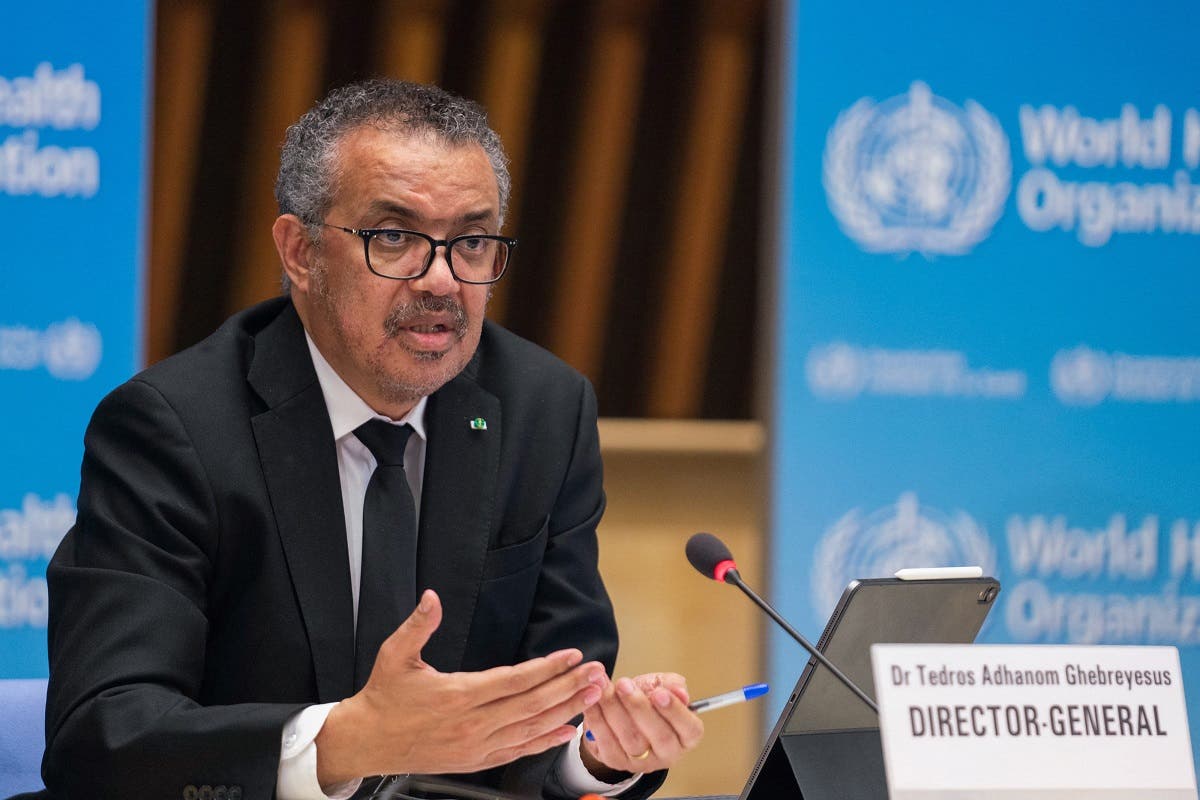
272;214;316;293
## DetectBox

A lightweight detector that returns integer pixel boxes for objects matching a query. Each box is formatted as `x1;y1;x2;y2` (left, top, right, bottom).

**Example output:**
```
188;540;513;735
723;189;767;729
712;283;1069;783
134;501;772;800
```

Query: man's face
295;126;499;418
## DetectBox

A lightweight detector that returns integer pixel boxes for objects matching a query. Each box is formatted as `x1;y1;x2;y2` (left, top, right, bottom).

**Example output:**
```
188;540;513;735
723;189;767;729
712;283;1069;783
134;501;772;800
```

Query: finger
482;660;607;722
634;672;690;705
460;649;588;706
631;674;663;692
486;681;603;751
615;680;683;761
481;723;578;772
378;589;442;663
595;678;653;760
646;687;705;751
583;701;631;771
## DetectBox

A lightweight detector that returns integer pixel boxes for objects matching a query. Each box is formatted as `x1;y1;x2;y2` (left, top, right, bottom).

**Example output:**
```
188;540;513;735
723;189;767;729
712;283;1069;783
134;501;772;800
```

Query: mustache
382;296;469;339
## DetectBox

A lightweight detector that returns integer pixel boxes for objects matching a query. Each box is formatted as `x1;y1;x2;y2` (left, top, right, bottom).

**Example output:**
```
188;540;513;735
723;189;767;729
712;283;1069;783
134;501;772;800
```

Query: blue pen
686;682;769;713
585;683;768;741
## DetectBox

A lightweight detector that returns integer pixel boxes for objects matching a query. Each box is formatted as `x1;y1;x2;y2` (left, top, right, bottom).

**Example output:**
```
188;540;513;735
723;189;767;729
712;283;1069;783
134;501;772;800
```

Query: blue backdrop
771;0;1200;769
0;3;151;677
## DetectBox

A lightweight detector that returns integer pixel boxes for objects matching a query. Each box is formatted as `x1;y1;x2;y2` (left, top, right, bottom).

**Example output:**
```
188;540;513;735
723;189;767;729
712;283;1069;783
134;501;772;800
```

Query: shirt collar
304;331;428;443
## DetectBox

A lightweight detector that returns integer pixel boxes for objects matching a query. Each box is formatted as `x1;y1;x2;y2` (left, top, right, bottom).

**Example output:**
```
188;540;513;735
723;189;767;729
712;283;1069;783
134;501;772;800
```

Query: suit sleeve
496;378;667;800
43;378;305;799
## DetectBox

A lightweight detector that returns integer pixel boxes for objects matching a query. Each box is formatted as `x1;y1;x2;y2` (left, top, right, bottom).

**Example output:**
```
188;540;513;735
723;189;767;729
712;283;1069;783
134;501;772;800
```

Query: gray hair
275;78;511;245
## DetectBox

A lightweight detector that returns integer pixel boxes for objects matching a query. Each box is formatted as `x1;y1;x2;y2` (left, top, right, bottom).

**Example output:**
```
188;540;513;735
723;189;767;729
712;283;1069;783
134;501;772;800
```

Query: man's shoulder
101;297;296;422
134;297;293;390
471;319;590;395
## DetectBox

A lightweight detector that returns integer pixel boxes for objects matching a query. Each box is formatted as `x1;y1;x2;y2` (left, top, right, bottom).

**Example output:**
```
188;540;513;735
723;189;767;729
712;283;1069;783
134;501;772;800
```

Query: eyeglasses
322;223;516;285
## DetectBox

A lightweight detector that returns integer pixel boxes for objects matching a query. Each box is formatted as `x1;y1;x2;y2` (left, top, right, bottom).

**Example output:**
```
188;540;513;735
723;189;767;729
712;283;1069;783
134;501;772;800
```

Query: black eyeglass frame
321;223;518;285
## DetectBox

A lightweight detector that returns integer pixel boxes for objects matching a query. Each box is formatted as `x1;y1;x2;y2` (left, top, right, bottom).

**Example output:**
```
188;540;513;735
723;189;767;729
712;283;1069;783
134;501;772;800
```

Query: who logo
43;318;102;381
1049;346;1113;407
811;492;997;620
823;82;1011;256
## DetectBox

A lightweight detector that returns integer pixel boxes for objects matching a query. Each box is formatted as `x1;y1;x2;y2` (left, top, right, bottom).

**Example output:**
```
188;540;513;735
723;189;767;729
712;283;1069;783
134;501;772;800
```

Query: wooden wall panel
649;0;761;417
598;419;767;796
229;0;329;313
549;0;654;382
375;0;450;84
148;0;214;364
477;0;551;323
147;0;766;412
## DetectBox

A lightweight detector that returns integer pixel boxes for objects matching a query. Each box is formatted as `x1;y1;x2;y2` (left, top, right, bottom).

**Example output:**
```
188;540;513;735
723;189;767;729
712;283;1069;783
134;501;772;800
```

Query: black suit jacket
43;298;661;799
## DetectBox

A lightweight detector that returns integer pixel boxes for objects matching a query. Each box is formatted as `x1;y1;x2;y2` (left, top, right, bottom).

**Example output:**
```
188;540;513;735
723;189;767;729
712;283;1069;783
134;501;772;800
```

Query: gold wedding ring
633;748;652;760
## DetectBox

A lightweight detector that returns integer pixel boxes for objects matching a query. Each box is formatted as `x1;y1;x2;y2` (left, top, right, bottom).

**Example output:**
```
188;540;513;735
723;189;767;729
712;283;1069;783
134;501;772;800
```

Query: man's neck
303;330;428;442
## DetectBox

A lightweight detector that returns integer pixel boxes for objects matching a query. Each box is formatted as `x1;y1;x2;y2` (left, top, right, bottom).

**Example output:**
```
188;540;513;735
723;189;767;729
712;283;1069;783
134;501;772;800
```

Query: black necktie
352;419;417;692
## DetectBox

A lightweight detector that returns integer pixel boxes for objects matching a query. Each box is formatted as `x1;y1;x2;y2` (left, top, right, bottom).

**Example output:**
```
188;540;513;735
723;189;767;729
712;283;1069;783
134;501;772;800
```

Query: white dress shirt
276;333;638;799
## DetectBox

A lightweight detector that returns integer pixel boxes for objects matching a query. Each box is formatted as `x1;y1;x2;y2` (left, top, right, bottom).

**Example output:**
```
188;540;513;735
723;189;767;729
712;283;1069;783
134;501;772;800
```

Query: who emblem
811;492;997;619
1050;345;1113;407
823;82;1010;256
43;318;102;381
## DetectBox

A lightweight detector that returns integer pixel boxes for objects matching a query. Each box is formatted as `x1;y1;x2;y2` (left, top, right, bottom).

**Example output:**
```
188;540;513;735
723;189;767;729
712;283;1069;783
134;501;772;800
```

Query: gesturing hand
316;589;609;783
579;672;704;778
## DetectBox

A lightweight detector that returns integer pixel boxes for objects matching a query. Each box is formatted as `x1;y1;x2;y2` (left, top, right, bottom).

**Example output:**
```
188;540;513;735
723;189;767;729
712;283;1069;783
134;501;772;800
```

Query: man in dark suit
42;80;702;799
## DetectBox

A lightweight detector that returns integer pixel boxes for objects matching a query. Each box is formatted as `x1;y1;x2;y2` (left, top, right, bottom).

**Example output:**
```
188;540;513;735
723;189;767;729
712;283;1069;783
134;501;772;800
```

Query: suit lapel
248;303;355;702
417;368;501;672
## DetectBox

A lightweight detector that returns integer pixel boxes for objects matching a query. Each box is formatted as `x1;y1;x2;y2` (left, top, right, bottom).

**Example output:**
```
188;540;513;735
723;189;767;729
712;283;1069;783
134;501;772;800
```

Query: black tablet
740;575;1000;800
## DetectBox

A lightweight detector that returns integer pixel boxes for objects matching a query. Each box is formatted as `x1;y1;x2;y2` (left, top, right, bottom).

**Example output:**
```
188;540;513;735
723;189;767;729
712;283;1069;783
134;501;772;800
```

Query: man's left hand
579;672;704;779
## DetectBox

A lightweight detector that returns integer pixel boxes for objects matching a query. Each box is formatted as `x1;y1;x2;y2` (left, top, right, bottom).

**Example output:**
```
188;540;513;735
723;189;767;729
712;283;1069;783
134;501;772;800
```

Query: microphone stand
723;569;878;714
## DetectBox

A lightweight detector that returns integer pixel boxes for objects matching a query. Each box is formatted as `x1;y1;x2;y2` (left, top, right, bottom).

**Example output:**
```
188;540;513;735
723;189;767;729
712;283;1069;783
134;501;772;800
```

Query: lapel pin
469;417;488;431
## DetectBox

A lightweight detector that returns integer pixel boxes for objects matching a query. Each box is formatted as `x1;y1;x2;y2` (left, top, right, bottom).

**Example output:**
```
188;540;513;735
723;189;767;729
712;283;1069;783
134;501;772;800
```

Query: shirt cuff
552;724;643;797
277;703;363;800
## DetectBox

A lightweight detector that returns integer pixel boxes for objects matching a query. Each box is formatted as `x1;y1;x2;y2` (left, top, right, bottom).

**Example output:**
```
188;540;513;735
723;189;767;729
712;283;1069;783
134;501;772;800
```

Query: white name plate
870;644;1198;800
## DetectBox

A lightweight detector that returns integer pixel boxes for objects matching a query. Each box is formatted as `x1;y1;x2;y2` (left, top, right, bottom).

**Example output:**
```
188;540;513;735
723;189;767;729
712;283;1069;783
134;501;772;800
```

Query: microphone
685;532;878;714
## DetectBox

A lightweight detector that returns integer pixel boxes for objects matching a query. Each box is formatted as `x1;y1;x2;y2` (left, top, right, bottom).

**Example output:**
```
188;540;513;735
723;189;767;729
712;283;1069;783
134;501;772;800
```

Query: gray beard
308;259;480;404
382;294;469;343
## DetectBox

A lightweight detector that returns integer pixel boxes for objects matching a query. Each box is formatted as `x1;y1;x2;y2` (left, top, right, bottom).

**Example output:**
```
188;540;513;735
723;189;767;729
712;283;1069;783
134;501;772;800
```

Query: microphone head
686;532;738;582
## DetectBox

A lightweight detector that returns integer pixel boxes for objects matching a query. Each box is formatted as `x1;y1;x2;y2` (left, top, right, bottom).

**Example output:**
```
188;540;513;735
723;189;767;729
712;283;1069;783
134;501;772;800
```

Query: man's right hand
315;589;608;785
